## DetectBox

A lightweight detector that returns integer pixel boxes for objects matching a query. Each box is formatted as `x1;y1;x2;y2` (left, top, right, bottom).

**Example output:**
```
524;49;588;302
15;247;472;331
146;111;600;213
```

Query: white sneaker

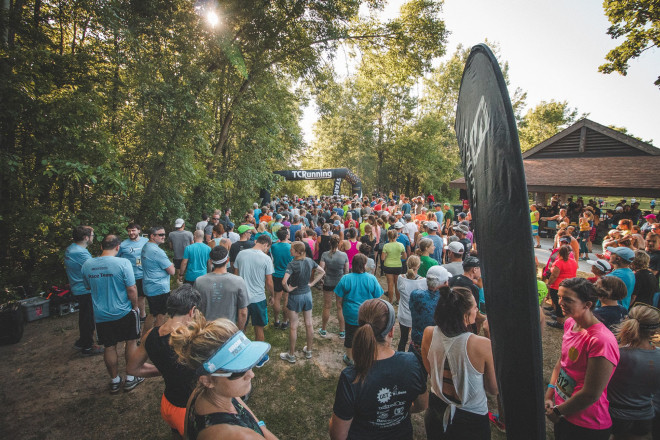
279;352;296;363
303;346;312;359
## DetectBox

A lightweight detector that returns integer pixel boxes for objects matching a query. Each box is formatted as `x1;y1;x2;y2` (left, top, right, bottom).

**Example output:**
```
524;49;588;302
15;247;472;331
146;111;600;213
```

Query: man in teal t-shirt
141;226;175;329
64;225;100;355
117;223;149;322
180;230;211;284
270;227;293;328
82;234;143;393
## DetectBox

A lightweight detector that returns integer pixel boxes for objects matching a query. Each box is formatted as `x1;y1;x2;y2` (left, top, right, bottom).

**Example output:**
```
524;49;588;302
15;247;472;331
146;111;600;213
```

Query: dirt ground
0;273;564;440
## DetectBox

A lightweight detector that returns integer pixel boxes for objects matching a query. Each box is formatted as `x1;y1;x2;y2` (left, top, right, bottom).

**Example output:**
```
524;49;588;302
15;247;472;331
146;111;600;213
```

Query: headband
211;255;229;265
378;298;396;339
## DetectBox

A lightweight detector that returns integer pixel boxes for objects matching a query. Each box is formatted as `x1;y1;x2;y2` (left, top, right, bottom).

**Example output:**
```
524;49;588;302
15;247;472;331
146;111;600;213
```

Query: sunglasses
210;370;248;380
156;233;166;237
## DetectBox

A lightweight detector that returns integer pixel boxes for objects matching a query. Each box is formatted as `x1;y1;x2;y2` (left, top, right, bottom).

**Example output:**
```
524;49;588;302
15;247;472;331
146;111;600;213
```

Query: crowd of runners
63;193;660;440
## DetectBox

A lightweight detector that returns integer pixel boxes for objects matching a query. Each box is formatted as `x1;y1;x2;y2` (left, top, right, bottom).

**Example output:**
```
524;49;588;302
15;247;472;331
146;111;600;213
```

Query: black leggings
397;324;410;352
424;392;490;440
549;288;564;318
554;418;610;440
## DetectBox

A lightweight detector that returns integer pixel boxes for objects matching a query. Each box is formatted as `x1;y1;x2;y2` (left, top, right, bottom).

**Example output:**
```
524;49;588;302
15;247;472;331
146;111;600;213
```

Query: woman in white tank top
421;286;498;439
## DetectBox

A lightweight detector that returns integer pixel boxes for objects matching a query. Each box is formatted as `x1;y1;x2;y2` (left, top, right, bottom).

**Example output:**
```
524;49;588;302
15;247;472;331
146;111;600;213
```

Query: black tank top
318;235;331;260
186;391;264;439
144;326;196;408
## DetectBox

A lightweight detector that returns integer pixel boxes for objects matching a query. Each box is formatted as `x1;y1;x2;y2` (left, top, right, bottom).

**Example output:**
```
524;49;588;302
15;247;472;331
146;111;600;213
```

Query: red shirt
550;257;578;290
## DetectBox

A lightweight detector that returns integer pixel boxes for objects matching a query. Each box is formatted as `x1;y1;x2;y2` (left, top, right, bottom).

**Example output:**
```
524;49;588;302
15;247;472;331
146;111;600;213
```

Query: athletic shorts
160;394;185;436
135;278;145;297
96;310;140;347
287;292;313;313
173;259;183;270
383;265;402;275
273;276;284;293
344;323;359;349
611;417;652;437
323;284;337;292
146;292;170;316
531;224;539;236
247;300;268;327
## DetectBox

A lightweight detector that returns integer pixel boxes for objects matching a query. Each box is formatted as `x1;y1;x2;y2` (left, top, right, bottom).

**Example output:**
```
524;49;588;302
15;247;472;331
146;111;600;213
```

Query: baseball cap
645;214;657;220
586;259;612;273
463;256;480;269
606;246;634;262
393;222;404;229
333;220;341;226
426;266;452;284
174;218;184;228
237;224;255;234
275;214;283;220
453;224;469;234
444;241;464;254
197;331;271;375
426;221;438;231
615;206;623;212
559;236;571;244
395;211;402;216
404;214;412;220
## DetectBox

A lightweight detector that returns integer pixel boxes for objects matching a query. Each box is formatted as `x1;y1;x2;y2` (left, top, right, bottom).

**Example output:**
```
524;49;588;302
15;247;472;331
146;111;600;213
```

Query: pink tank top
346;240;360;268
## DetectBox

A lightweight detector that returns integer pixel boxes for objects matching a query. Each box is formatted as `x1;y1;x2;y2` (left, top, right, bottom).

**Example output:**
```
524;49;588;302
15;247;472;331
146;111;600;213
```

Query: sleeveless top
345;240;360;268
186;390;264;440
318;235;331;261
428;327;487;430
530;211;539;226
144;326;196;408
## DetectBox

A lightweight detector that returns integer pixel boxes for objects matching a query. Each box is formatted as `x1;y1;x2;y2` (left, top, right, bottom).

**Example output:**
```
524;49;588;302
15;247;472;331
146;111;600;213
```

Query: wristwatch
552;406;563;418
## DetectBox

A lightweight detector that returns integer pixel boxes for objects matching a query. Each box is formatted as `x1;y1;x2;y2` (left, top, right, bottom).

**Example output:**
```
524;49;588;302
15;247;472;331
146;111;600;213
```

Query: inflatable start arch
272;168;362;198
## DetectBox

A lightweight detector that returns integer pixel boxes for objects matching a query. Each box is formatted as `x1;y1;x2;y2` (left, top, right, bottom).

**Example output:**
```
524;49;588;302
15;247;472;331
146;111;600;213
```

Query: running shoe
280;352;296;363
273;321;281;329
73;340;84;351
546;320;563;329
488;412;506;432
343;354;354;367
318;328;327;337
338;331;345;339
81;345;104;356
109;380;122;394
255;354;269;368
123;376;145;392
303;346;312;359
280;322;289;330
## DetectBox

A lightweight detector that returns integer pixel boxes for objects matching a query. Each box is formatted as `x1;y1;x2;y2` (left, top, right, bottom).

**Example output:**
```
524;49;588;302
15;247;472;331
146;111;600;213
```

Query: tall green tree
517;100;583;151
599;0;660;87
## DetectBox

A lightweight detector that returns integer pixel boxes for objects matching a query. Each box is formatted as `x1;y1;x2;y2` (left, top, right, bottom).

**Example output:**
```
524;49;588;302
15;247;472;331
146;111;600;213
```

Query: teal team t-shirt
141;242;172;296
117;237;148;279
271;242;293;278
334;272;383;325
64;243;92;296
82;256;135;323
183;242;211;282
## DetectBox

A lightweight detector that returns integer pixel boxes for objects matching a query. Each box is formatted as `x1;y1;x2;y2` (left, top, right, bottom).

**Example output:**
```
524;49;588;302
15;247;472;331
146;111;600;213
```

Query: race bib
556;367;577;400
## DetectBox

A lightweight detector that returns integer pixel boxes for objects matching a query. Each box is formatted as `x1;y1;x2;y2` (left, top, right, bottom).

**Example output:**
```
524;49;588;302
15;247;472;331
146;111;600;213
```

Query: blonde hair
291;241;306;255
416;238;433;256
616;304;660;347
631;250;650;271
170;313;238;371
406;255;421;279
256;222;267;233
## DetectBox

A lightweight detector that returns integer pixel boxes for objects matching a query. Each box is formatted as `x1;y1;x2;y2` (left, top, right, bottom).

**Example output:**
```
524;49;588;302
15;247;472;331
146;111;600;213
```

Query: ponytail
330;234;340;253
615;304;660;347
406;255;421;279
352;299;391;383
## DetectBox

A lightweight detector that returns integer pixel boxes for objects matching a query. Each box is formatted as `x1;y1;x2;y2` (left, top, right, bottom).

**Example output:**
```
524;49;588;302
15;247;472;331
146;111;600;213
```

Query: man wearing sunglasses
141;226;175;332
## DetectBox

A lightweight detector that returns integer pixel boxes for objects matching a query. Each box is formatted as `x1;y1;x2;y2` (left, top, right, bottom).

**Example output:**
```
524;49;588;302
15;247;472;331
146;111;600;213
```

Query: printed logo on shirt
568;346;579;362
377;388;392;404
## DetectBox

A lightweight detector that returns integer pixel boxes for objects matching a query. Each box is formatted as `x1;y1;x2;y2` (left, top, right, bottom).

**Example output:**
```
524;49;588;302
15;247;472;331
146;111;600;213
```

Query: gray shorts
287;292;313;313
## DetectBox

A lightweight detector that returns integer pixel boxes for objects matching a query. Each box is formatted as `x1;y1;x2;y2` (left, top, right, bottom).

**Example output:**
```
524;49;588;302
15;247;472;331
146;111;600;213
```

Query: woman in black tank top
169;313;277;440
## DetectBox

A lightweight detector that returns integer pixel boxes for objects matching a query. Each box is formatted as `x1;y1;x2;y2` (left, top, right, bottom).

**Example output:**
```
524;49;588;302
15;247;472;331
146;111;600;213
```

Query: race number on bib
556;368;576;400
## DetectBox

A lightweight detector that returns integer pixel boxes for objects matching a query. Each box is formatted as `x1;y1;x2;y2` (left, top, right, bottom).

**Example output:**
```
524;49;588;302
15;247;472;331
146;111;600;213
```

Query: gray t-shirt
195;272;249;323
285;258;318;295
321;250;348;286
234;248;274;304
608;346;660;420
168;230;193;260
442;261;464;277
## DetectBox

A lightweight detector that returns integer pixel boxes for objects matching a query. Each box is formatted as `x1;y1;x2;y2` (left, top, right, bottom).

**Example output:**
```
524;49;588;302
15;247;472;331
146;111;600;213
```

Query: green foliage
599;0;660;87
517;100;584;152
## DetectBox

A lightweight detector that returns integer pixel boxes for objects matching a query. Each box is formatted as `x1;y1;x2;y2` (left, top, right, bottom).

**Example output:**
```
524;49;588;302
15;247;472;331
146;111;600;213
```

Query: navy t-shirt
333;352;427;440
594;305;628;331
